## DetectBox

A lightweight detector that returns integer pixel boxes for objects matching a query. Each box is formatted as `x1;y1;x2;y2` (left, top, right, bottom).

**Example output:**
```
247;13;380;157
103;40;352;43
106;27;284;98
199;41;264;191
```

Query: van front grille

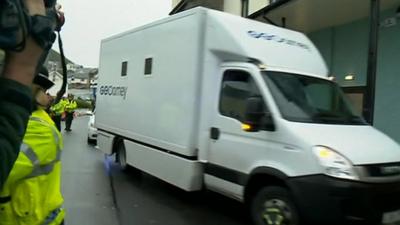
365;162;400;177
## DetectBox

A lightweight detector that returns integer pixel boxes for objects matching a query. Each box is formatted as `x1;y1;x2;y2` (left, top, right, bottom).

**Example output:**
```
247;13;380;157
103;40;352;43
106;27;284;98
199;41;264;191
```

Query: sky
52;0;172;68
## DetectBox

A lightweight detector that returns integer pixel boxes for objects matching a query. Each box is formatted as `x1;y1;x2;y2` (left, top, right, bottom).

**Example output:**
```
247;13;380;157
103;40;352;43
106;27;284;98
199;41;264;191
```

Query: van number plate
383;209;400;224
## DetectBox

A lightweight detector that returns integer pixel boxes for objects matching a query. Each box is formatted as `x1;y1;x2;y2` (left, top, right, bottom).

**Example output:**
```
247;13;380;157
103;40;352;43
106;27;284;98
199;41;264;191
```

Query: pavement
61;116;118;225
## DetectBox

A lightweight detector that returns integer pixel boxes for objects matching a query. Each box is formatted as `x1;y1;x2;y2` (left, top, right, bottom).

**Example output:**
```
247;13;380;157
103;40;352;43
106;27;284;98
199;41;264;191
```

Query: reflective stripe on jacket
0;109;65;225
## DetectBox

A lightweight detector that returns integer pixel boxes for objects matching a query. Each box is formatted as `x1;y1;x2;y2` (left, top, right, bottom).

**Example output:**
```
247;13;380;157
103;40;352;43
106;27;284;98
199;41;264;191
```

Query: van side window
121;61;128;76
144;58;153;75
219;70;265;122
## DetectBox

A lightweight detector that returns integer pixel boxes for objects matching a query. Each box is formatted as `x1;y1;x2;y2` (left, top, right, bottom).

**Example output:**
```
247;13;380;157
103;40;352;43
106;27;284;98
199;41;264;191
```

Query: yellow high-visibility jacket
0;108;65;225
50;99;67;116
64;100;77;113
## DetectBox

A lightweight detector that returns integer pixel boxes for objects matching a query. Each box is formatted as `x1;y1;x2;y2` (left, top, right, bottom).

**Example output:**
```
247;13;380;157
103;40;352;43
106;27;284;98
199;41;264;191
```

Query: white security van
96;7;400;225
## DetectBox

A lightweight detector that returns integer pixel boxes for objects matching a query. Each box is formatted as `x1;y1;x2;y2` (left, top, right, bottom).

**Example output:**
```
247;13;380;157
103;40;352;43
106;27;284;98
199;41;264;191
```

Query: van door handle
210;127;220;140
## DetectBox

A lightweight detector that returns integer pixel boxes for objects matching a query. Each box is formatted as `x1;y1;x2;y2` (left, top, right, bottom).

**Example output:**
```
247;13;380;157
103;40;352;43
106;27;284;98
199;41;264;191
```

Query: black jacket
0;78;32;189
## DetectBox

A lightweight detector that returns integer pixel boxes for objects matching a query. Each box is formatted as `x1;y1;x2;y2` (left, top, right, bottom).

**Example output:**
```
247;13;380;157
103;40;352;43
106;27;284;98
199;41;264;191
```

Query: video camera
0;0;64;74
0;0;61;51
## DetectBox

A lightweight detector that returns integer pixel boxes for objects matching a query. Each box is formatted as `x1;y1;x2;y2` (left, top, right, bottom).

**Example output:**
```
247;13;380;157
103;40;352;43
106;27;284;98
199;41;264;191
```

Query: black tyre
251;186;300;225
116;142;128;171
87;137;97;145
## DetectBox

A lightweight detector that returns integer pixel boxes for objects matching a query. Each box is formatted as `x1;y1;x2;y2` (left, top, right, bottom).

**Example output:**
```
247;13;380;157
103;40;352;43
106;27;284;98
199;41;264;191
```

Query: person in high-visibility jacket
50;97;68;132
0;67;65;225
64;94;77;132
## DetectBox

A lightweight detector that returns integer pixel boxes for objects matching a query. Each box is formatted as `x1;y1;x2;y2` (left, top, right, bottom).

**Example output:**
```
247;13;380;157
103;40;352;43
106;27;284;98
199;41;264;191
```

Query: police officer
64;94;77;131
50;97;67;131
0;67;65;225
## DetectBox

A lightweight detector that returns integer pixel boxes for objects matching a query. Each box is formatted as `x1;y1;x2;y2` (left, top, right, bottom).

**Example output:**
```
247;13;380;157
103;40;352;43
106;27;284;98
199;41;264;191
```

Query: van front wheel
251;186;299;225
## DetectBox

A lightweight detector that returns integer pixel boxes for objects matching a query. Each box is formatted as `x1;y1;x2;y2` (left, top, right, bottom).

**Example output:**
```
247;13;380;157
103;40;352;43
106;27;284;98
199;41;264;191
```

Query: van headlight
313;146;359;180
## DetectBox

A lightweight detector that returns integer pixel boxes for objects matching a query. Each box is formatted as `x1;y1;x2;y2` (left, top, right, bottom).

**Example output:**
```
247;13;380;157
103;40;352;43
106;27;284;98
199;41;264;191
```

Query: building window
144;58;153;75
121;61;128;76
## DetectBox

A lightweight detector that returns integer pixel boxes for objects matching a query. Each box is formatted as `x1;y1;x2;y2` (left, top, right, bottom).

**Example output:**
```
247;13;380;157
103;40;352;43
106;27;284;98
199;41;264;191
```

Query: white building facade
47;71;68;97
172;0;270;16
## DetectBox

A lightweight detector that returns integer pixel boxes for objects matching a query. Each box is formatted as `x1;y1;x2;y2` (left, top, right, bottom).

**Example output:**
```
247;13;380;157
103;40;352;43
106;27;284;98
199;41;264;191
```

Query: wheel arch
244;167;290;205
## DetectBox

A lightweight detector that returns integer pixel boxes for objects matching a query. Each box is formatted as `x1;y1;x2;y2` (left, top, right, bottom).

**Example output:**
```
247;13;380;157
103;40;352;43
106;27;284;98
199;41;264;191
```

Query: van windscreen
262;71;367;125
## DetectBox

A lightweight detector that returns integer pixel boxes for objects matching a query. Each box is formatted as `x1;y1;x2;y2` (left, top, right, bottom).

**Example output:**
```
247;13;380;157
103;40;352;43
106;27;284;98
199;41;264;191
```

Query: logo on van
247;30;311;51
99;85;128;99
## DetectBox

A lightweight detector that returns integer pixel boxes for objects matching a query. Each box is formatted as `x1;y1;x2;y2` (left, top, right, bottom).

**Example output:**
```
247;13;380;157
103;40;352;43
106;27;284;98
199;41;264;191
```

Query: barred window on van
144;58;153;75
121;61;128;76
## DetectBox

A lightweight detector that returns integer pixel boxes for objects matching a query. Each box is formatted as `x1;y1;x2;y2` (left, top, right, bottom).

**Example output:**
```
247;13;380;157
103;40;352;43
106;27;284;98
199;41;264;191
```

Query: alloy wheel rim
262;199;293;225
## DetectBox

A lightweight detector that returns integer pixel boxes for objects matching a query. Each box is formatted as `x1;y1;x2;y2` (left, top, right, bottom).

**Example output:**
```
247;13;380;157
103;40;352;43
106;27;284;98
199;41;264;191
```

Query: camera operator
0;0;62;189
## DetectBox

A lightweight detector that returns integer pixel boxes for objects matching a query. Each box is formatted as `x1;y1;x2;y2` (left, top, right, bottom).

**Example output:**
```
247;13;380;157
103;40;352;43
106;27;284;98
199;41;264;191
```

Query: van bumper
288;175;400;225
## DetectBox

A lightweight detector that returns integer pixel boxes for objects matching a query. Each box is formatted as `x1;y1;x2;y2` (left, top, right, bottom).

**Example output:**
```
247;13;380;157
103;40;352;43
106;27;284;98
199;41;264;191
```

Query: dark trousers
52;115;61;131
65;112;74;130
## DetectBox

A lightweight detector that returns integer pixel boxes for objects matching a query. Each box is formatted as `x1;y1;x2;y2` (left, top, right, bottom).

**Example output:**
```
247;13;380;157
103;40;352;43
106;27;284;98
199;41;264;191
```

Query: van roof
103;7;328;77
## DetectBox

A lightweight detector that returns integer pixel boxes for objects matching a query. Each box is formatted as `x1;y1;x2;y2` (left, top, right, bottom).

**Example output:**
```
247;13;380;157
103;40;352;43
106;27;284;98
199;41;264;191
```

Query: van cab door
205;65;279;200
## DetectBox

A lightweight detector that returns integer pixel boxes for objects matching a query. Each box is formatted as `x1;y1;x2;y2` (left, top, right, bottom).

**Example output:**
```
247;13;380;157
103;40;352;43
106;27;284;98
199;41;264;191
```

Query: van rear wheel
116;142;128;171
251;186;299;225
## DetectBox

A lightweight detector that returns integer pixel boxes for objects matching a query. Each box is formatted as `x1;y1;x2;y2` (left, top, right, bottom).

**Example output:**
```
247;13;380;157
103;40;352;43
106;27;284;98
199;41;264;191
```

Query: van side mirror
244;96;275;132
